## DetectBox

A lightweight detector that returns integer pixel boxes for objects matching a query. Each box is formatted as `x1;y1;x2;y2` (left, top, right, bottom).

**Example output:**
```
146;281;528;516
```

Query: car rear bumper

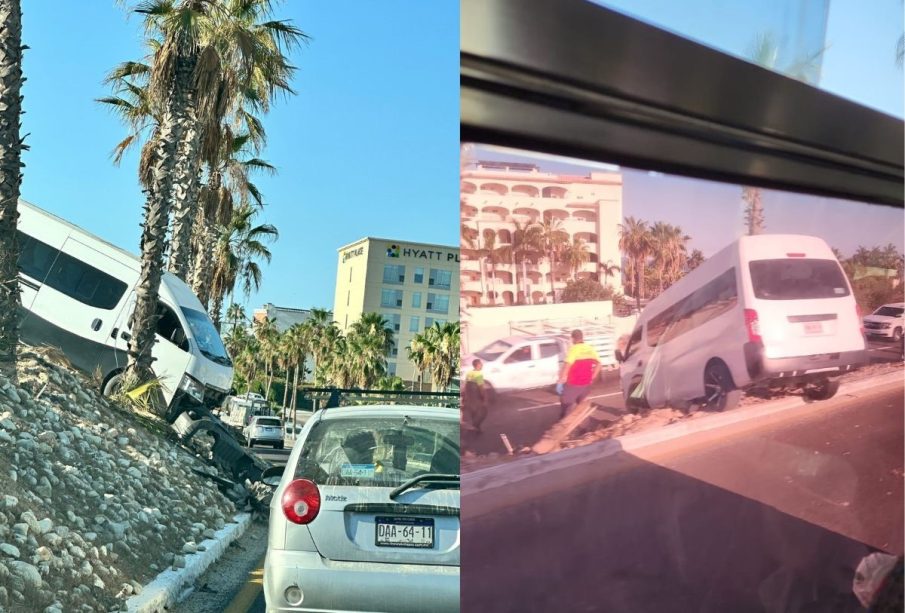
744;342;867;382
264;548;459;612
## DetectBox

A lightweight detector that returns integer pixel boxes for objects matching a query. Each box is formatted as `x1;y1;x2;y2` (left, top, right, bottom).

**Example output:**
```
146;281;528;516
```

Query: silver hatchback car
263;405;460;612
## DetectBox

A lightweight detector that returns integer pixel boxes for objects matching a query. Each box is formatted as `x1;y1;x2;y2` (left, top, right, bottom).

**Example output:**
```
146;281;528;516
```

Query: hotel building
461;160;623;306
333;237;460;384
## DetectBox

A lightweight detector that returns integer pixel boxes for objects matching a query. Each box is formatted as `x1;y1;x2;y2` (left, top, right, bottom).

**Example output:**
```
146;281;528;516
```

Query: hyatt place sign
386;244;460;263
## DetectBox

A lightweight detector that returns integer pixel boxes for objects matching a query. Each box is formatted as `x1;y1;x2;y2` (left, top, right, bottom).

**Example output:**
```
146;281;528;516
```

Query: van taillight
856;304;864;335
744;309;762;343
282;479;321;524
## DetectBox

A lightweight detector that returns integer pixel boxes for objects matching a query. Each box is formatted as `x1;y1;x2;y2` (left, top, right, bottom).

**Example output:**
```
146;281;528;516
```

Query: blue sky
20;1;459;313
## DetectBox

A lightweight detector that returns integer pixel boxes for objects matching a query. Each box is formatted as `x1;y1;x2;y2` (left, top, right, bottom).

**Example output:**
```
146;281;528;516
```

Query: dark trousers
560;384;591;419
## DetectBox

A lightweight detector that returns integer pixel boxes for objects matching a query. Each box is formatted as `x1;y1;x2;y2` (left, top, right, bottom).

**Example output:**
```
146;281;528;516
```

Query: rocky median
0;349;239;612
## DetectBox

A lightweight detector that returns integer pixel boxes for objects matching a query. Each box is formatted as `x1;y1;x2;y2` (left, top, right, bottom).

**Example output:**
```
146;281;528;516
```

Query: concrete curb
464;369;904;496
126;512;253;613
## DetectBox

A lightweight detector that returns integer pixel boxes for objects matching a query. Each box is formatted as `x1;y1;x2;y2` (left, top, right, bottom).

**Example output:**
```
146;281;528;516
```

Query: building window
411;292;422;308
426;293;449;313
409;316;420;332
387;362;397;377
428;268;452;289
383;264;406;284
381;289;404;308
425;317;433;329
389;313;401;332
414;267;425;283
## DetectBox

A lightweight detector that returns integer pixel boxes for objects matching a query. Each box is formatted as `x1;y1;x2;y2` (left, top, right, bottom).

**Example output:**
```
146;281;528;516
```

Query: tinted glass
42;247;127;310
648;268;738;347
16;231;58;281
539;342;560;358
874;306;904;317
293;416;460;487
749;259;849;300
156;304;188;351
504;346;533;363
256;418;281;427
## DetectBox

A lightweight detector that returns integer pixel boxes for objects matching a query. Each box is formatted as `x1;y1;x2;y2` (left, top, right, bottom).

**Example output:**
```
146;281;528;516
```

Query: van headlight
179;374;205;402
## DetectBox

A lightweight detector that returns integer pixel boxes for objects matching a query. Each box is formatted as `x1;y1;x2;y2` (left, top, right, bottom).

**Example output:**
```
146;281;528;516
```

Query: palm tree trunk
282;368;290;410
127;52;194;387
265;361;273;401
0;0;23;382
191;223;216;307
548;250;556;303
210;290;224;331
166;98;203;281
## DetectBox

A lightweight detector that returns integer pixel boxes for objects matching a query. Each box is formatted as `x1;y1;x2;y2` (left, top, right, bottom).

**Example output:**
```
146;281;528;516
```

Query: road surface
467;340;901;457
461;379;904;612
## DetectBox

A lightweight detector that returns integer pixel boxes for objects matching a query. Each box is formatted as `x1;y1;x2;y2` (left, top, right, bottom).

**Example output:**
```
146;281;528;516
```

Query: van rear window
748;259;849;300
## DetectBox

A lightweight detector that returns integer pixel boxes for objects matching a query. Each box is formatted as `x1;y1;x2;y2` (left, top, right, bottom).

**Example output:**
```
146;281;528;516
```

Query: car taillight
744;309;762;343
856;305;864;335
281;479;320;524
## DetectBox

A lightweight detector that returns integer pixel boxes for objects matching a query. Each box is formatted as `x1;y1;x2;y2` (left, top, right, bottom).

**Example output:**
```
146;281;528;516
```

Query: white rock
182;541;198;554
0;543;20;558
8;560;41;591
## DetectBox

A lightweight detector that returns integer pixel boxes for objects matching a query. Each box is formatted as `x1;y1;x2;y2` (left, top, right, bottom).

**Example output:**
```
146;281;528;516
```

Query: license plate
375;517;434;548
803;322;823;335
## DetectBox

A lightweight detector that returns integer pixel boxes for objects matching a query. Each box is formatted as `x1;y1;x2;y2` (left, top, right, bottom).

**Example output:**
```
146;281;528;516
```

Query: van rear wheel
803;377;839;402
703;362;741;412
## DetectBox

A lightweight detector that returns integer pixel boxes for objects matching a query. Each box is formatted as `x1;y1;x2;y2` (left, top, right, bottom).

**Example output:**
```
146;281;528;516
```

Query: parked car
244;416;284;449
263;404;460;612
461;335;569;394
863;302;904;342
615;234;866;412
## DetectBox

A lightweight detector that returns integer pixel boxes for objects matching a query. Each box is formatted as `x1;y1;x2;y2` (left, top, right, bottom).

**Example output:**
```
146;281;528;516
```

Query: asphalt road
461;381;904;612
466;340;902;457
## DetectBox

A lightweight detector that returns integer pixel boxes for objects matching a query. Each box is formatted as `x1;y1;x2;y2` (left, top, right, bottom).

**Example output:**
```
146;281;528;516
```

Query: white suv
244;416;284;449
863;303;905;342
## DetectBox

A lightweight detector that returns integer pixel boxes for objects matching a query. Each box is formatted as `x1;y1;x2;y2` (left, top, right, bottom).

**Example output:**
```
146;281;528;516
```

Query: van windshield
181;307;232;366
475;340;513;361
748;259;850;300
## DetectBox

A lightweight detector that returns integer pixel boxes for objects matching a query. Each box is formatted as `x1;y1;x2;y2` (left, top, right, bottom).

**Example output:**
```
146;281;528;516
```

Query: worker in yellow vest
556;329;601;419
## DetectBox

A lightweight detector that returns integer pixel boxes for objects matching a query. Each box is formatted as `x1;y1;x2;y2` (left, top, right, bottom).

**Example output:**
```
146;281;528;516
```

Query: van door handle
91;318;102;332
120;331;131;342
111;327;119;339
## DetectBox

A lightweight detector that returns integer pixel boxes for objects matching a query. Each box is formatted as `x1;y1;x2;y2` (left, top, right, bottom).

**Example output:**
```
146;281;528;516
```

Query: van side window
647;268;738;347
156;304;189;351
37;242;128;310
625;326;643;359
16;231;58;282
504;346;533;363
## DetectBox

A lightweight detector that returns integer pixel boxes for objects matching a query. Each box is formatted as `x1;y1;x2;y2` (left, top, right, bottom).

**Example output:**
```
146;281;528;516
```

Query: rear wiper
389;473;460;500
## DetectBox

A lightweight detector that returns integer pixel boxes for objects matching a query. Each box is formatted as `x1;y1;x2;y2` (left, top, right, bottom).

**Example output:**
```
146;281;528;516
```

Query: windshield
475;340;513;361
294;416;460;487
748;259;850;300
873;306;904;317
255;418;281;427
181;307;232;366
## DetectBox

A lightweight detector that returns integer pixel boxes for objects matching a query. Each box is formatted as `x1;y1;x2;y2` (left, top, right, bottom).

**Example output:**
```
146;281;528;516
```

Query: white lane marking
516;391;623;412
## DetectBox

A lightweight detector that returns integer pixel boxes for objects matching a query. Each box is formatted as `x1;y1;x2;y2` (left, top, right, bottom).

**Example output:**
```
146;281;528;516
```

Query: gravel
0;349;237;611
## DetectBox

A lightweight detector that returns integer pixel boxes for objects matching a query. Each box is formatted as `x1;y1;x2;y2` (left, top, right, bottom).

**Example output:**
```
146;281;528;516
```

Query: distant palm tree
619;216;653;308
501;218;542;304
407;321;460;391
600;260;621;288
208;205;278;329
350;312;395;355
686;249;706;272
224;303;247;333
0;0;23;381
254;316;279;401
302;308;337;383
560;236;590;281
536;217;568;303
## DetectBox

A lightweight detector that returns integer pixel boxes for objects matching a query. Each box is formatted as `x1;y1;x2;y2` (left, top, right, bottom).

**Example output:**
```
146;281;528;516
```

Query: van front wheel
102;372;124;397
803;377;839;402
703;362;741;412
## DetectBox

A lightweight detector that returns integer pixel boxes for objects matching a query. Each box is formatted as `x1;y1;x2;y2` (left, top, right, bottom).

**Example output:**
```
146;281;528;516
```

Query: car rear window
748;259;850;300
874;306;904;317
293;416;460;487
256;418;281;427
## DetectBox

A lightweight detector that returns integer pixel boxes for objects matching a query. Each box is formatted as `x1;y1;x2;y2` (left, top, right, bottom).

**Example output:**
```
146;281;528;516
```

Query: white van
615;234;866;412
15;199;233;417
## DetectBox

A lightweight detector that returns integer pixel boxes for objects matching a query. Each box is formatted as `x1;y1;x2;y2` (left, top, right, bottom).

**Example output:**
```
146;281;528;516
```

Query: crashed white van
16;200;233;416
616;234;866;412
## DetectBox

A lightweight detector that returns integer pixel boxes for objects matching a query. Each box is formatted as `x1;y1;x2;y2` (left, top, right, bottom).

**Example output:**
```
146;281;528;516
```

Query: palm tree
600;260;621;288
686;248;705;272
302;308;337;383
254;316;279;401
224;302;247;332
501;218;542;304
560;236;590;282
407;322;460;392
619;216;653;308
536;217;568;303
284;323;309;423
0;0;23;381
460;223;486;303
349;312;394;355
208;204;278;328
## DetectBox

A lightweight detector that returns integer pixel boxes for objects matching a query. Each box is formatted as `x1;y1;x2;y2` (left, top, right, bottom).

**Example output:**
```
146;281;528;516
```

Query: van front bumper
264;548;459;612
744;342;868;381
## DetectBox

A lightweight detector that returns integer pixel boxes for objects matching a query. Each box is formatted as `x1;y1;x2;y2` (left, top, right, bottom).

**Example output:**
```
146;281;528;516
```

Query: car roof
880;303;905;308
315;405;459;421
488;334;564;345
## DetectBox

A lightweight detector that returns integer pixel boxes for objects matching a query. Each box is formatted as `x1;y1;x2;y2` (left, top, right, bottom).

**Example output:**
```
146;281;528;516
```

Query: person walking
556;329;601;419
463;359;489;431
